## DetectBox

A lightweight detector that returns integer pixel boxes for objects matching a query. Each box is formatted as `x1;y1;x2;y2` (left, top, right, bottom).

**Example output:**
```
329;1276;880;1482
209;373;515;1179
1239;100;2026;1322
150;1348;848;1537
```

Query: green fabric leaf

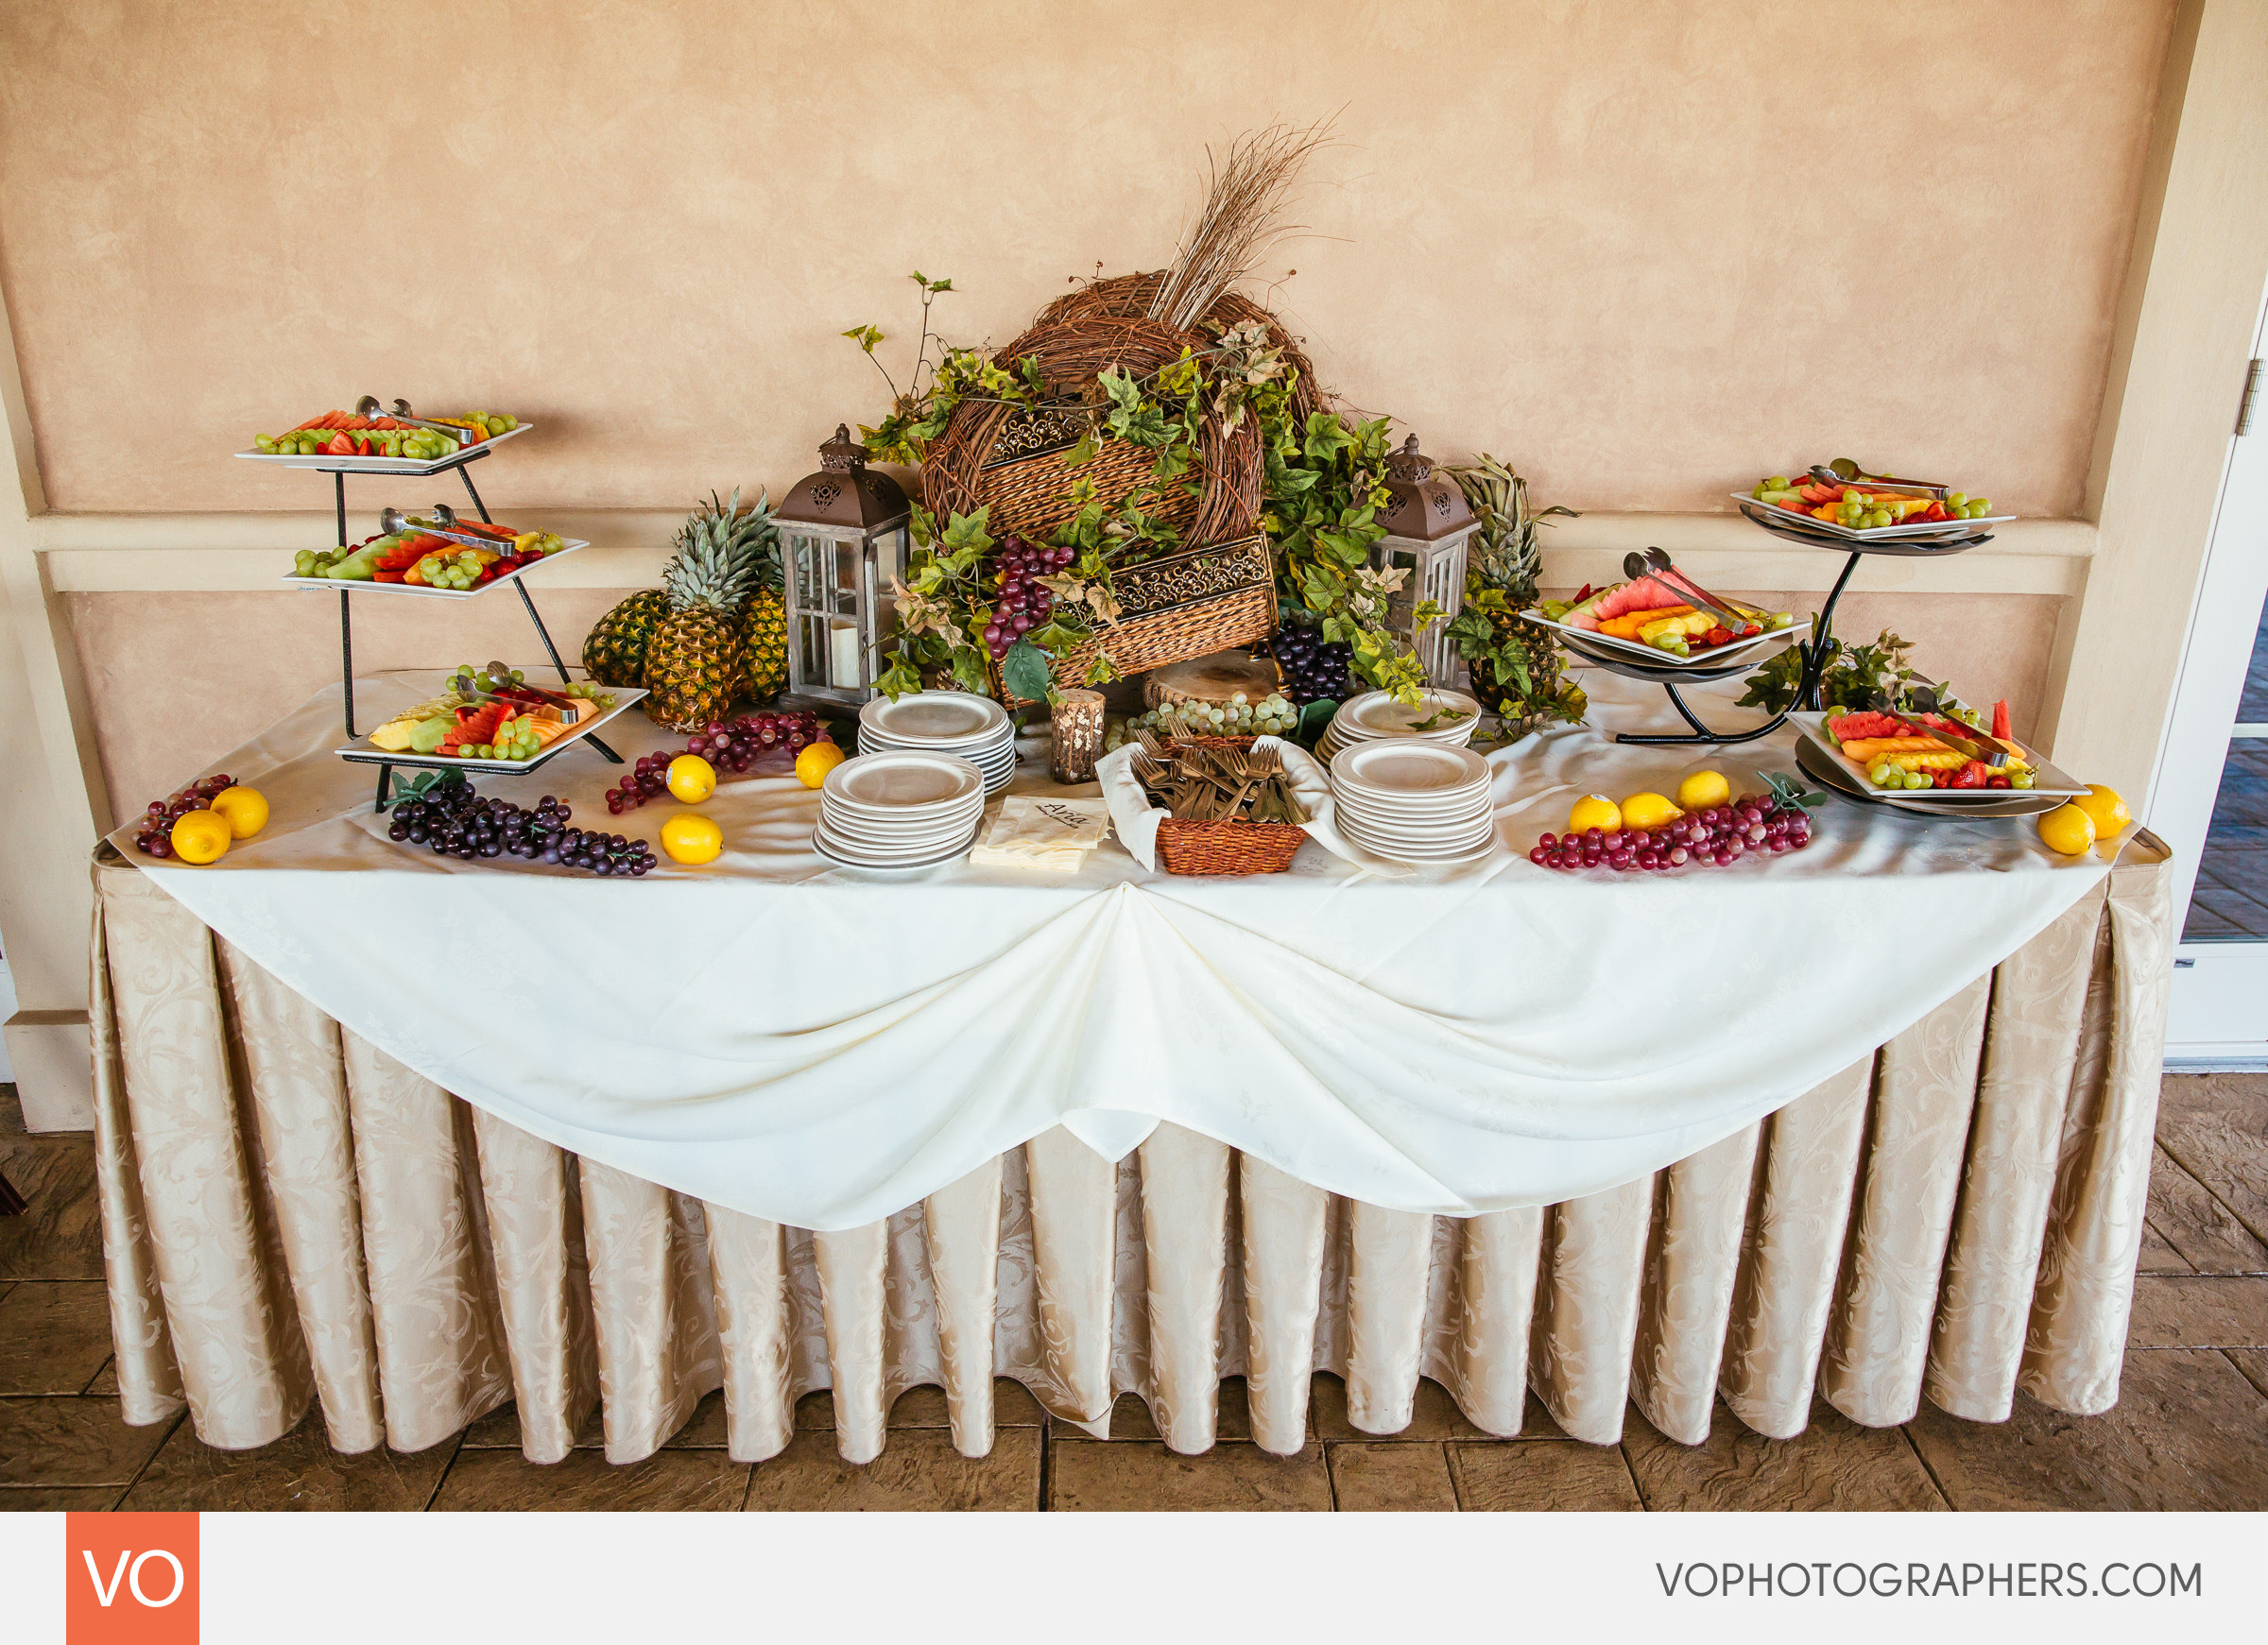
1001;638;1053;702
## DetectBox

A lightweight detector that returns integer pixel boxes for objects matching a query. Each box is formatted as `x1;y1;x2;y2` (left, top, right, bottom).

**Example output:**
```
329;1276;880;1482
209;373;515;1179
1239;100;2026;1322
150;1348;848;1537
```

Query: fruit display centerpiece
584;490;788;730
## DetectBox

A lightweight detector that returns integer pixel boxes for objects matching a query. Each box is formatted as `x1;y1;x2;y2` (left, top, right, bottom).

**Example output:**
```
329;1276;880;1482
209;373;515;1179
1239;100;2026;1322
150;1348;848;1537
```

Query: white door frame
2154;283;2268;1068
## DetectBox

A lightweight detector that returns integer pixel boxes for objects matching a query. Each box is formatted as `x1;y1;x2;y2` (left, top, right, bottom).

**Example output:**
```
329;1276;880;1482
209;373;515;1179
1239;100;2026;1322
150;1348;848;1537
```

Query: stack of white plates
1330;741;1497;865
857;691;1017;795
1315;688;1483;766
813;751;987;870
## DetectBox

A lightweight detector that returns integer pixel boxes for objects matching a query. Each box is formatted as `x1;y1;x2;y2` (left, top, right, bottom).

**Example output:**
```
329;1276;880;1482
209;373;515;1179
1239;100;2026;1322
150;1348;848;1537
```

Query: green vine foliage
850;277;1439;703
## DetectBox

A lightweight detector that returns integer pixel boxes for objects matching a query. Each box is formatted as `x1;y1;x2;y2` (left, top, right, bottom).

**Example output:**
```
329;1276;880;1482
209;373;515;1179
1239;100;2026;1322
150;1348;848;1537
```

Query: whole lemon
660;812;723;865
1620;792;1684;832
169;810;233;865
209;785;269;839
1675;770;1731;812
666;754;717;803
796;739;847;790
2036;803;2097;857
2072;783;2131;842
1567;793;1622;835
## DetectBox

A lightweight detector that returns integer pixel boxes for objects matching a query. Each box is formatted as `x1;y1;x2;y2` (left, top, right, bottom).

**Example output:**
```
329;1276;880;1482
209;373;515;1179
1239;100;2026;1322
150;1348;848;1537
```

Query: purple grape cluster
606;711;825;814
1264;624;1352;704
387;780;655;876
983;534;1072;662
131;774;235;858
1531;794;1813;872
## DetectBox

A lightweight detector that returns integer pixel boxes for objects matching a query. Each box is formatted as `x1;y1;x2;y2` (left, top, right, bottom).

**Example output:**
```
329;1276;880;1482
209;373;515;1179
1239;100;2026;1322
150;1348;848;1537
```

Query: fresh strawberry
1705;625;1733;647
324;432;354;456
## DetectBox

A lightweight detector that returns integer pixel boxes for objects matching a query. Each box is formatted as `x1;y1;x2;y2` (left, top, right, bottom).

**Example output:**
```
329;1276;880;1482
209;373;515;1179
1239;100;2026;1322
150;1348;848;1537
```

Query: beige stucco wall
0;0;2178;819
0;0;2172;519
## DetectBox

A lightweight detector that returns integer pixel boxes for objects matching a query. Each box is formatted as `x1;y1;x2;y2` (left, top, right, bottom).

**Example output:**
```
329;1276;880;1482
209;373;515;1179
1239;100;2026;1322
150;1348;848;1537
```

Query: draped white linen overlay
119;668;2113;1232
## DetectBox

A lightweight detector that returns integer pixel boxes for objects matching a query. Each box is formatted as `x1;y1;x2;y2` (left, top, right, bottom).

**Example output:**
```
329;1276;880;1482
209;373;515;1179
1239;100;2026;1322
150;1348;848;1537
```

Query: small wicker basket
1149;733;1308;876
990;535;1279;706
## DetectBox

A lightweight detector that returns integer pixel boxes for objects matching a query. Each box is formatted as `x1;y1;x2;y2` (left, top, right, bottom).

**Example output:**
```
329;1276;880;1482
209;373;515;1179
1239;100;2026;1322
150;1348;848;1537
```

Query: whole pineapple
642;493;759;732
582;589;666;687
726;490;788;699
1446;454;1586;732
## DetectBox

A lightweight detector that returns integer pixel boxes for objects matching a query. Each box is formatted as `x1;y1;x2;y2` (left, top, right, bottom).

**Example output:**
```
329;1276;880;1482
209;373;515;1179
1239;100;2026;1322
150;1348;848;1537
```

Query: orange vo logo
66;1513;198;1644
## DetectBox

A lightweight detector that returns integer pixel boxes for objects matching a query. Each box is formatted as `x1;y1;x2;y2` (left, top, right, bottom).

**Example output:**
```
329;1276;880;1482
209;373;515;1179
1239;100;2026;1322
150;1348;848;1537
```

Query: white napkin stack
970;797;1114;873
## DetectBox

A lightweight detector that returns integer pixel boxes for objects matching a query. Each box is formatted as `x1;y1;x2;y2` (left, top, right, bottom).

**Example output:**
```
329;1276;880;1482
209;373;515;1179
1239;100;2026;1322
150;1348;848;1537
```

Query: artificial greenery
1738;621;1981;724
846;275;1439;703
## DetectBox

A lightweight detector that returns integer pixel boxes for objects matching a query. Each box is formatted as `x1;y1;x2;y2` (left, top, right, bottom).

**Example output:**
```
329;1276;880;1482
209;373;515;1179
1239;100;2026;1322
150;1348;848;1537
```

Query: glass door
2158;297;2268;1067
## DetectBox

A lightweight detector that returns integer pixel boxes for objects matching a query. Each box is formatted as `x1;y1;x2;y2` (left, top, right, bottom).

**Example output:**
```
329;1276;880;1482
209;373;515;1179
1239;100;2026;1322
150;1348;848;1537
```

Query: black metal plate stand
309;445;623;808
1595;523;1990;746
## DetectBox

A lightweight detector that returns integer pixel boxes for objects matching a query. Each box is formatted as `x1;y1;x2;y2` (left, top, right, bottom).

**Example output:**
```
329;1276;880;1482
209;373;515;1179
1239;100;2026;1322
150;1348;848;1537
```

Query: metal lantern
776;424;913;706
1372;434;1478;687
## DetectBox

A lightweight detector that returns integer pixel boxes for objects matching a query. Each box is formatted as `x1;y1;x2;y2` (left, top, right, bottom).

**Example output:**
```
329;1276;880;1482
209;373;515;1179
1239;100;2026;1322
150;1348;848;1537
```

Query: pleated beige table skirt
86;848;2174;1465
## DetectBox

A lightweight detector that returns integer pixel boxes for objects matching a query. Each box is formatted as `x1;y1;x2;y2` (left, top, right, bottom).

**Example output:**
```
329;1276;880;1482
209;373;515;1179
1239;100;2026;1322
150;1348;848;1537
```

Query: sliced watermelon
1564;575;1685;631
1992;699;2012;741
438;701;507;754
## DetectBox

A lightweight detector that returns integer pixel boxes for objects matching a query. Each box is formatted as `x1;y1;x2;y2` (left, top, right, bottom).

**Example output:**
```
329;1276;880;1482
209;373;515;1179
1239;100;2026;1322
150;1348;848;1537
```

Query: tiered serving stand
1560;502;1998;746
237;414;625;808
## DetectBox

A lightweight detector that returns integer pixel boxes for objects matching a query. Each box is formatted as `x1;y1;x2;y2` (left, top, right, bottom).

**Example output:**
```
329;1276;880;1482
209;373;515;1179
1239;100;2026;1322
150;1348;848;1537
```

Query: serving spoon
356;395;473;443
1623;550;1751;629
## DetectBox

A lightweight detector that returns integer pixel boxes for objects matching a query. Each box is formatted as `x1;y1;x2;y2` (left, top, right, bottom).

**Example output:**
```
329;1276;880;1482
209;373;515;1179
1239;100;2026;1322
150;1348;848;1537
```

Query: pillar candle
1050;689;1108;785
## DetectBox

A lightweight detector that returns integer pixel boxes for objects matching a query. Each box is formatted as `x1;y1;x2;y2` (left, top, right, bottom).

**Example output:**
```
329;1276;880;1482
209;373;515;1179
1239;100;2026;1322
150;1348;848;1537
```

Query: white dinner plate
859;691;1009;745
1332;690;1485;743
1340;829;1499;865
821;751;985;814
816;816;981;856
1331;741;1492;797
1333;799;1495;831
811;825;978;872
817;808;987;847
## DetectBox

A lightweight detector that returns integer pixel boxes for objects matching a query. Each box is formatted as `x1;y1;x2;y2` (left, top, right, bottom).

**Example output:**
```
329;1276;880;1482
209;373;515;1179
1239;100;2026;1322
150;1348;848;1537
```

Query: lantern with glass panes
776;425;913;705
1371;434;1478;688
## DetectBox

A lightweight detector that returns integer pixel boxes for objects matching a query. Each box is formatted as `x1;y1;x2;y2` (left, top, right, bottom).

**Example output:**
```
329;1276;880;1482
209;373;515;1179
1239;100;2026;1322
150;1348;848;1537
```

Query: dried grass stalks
1146;120;1335;334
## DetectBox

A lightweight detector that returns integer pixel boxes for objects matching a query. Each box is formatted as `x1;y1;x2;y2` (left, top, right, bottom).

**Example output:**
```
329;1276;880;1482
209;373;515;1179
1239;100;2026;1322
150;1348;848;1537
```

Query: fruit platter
1793;704;2087;807
336;663;642;775
1523;574;1797;668
284;516;580;599
1733;461;2010;543
237;407;529;473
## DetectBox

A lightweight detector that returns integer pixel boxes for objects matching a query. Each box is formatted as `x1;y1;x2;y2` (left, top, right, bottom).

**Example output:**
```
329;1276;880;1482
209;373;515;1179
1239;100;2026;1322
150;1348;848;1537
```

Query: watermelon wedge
1563;575;1685;631
438;701;507;754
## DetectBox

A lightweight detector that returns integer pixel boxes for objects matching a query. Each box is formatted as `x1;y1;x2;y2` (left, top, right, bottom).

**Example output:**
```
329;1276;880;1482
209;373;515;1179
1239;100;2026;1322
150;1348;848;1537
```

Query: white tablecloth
120;667;2112;1231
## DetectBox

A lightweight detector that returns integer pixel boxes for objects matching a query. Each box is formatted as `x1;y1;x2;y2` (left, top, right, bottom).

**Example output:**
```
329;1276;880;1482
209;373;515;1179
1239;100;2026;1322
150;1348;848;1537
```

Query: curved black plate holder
301;446;624;789
1590;517;1990;746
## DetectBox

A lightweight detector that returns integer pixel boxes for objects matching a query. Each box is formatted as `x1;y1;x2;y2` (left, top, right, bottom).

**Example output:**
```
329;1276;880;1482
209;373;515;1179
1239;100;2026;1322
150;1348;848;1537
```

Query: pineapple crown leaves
662;488;780;611
1443;454;1578;597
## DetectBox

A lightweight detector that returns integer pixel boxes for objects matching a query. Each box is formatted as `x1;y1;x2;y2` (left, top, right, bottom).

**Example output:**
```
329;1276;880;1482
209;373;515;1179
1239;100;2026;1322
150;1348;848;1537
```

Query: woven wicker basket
990;535;1279;706
1150;734;1307;876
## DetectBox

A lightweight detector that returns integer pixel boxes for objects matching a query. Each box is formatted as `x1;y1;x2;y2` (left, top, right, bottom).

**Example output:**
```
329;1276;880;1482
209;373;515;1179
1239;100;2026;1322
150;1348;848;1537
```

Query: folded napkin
970;796;1112;872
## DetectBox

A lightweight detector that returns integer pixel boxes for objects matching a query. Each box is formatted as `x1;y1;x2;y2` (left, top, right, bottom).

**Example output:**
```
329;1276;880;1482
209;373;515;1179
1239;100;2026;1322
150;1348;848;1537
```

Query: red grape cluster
605;710;827;815
131;774;235;859
983;534;1073;662
1531;795;1813;872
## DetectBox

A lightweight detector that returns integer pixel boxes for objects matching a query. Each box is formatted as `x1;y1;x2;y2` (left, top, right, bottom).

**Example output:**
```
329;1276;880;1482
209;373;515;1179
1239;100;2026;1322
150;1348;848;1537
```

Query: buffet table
87;671;2173;1465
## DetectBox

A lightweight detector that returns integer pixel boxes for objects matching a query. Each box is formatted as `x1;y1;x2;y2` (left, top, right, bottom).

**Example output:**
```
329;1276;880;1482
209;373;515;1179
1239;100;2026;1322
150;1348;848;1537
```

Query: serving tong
379;503;513;552
1860;684;2007;768
450;659;582;717
356;395;476;445
1806;462;1949;501
1622;548;1758;631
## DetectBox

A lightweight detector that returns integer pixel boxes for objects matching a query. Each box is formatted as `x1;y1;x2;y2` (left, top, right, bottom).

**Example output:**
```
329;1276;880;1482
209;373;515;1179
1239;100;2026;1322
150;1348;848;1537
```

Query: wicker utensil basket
1149;733;1307;876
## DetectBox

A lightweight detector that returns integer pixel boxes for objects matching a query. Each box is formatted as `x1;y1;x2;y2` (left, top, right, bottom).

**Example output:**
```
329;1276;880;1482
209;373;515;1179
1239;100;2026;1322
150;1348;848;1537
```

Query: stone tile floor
3;1074;2263;1512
